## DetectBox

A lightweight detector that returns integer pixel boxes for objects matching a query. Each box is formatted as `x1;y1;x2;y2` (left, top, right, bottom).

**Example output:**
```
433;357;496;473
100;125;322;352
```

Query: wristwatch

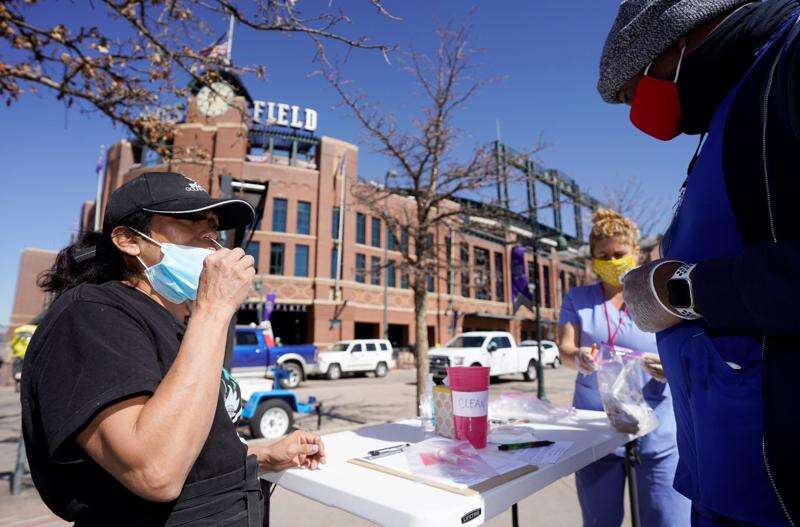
666;263;702;320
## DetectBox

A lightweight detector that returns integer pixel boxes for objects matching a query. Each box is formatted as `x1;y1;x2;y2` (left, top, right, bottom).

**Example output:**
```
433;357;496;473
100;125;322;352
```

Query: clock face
196;81;234;117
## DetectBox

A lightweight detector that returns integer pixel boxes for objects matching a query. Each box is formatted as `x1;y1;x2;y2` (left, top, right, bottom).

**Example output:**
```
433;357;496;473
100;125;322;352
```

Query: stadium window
272;198;287;232
387;261;396;287
356;213;366;244
474;247;490;300
371;256;381;285
294;244;309;277
494;252;505;301
542;264;552;308
355;253;366;283
297;201;311;235
269;243;284;275
387;227;396;251
331;207;340;238
371;217;381;247
330;248;339;279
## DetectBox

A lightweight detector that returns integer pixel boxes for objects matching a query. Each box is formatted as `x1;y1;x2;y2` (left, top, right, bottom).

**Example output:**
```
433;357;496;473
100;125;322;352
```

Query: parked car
519;339;561;368
428;331;542;382
232;326;317;389
316;339;395;380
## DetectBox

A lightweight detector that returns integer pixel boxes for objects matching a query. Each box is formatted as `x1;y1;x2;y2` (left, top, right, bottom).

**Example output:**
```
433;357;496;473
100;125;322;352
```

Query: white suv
317;339;395;380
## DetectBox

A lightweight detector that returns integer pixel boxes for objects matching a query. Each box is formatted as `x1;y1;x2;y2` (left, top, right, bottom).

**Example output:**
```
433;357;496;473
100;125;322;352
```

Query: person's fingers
297;442;320;456
222;246;246;264
235;254;255;270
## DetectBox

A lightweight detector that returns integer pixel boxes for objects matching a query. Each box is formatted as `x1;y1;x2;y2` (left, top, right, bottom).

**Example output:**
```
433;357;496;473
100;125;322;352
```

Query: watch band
670;263;702;320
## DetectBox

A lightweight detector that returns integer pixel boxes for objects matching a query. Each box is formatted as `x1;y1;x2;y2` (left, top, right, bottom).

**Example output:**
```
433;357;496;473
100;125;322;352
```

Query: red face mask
629;46;685;141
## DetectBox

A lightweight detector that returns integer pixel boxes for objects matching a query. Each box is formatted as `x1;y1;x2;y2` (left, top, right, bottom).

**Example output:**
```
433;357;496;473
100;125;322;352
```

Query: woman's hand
576;346;599;376
641;353;667;383
252;431;326;472
195;247;255;317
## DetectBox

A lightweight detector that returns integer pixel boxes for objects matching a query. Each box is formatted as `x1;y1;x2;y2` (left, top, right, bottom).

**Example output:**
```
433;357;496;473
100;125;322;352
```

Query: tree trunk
413;281;429;413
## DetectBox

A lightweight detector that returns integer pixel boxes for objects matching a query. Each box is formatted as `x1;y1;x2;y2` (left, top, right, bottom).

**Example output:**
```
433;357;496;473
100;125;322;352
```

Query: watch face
667;279;692;309
196;81;234;116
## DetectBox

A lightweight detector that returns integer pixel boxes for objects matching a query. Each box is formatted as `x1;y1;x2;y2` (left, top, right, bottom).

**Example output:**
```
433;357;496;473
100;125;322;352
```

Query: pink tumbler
447;366;490;449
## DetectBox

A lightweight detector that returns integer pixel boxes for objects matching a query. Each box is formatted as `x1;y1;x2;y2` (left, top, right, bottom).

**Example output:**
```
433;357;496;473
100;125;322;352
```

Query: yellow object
11;324;37;360
592;255;637;287
432;385;456;439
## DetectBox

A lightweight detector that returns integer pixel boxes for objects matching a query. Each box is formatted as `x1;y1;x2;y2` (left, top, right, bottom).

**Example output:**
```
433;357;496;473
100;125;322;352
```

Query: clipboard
348;457;538;496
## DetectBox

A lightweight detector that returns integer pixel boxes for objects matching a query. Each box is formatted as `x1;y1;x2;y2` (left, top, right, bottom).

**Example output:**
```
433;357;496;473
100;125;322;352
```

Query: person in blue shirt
598;1;800;524
558;209;690;527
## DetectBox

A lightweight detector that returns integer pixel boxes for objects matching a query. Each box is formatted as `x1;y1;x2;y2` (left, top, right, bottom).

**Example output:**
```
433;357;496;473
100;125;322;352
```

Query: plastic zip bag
405;437;498;486
595;345;658;435
489;391;578;423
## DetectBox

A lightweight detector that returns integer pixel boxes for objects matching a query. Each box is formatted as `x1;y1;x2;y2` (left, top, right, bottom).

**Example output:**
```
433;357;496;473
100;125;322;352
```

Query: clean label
451;390;488;418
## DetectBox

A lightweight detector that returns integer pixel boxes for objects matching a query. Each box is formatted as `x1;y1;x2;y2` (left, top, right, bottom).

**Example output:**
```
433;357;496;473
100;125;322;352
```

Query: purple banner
263;293;277;321
511;246;533;313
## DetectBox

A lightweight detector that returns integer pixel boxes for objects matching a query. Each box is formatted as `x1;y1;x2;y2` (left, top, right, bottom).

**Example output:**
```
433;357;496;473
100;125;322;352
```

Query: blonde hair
589;208;639;256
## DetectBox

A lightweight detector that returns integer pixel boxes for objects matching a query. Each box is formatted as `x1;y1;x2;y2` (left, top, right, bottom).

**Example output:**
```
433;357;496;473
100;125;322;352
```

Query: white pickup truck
428;331;544;382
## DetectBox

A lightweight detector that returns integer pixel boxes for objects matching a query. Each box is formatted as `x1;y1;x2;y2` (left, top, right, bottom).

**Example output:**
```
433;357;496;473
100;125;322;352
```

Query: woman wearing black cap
21;172;325;526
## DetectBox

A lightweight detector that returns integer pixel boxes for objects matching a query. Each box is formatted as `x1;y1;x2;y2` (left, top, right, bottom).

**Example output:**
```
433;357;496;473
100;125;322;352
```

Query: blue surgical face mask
131;228;216;304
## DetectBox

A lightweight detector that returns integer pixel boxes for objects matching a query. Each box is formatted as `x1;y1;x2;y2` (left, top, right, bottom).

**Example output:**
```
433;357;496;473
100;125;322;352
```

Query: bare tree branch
602;175;669;238
0;0;396;156
325;18;521;407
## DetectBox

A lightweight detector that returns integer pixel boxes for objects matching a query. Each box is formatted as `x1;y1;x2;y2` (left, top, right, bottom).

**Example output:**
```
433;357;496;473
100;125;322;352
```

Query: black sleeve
693;241;800;334
35;301;162;461
695;24;800;336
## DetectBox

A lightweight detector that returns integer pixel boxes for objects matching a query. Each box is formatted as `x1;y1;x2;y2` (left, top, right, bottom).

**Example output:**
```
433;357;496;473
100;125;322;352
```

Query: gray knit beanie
598;0;753;103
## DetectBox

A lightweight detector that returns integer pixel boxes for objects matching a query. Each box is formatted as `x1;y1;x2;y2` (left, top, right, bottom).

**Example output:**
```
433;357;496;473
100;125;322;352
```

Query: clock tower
168;74;252;197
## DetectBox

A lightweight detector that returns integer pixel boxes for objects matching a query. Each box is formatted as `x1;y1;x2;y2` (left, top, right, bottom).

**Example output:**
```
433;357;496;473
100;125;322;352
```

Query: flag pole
93;144;106;232
226;14;235;63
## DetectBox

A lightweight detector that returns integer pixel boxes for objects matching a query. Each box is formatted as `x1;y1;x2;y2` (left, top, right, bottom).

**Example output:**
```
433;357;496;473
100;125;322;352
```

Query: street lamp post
529;233;547;400
382;170;395;339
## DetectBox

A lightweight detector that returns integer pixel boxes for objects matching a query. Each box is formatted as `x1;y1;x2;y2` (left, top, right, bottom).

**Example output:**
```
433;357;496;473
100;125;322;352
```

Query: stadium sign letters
252;100;318;132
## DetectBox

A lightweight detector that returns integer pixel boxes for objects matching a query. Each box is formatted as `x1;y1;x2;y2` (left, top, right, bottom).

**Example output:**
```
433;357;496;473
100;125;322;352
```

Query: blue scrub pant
575;449;690;527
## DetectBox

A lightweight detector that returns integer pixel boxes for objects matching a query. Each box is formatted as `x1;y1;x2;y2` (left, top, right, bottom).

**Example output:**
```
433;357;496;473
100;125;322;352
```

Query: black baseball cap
103;172;255;233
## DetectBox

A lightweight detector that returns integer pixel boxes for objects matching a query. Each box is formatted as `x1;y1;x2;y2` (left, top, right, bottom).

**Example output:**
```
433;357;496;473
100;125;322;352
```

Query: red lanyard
603;293;627;348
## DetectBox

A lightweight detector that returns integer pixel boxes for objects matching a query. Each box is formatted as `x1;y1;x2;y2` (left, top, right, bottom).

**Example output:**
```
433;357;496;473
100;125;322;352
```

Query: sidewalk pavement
0;368;630;526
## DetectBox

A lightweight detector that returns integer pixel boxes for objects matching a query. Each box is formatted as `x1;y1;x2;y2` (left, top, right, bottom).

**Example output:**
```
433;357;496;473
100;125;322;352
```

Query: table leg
624;441;641;527
511;503;519;527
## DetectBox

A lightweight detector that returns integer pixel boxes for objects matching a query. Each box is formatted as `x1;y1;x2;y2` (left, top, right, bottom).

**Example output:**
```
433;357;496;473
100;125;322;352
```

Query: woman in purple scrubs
557;209;689;527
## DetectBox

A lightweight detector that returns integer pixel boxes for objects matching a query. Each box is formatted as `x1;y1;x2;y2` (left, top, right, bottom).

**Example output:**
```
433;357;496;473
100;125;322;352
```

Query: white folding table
261;410;642;527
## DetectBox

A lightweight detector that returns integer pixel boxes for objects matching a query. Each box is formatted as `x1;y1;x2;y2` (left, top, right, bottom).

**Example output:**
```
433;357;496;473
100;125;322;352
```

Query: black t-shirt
21;281;248;525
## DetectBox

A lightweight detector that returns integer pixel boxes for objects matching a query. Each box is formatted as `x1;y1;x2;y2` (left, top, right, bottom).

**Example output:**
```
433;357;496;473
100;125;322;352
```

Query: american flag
198;33;229;60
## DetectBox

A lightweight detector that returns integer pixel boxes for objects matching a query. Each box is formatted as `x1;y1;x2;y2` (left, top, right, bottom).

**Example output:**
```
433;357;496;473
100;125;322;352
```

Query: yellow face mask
592;254;637;287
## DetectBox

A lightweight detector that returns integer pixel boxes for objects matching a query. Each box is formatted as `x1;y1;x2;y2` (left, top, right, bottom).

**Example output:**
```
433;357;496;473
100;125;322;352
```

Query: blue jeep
232;326;317;389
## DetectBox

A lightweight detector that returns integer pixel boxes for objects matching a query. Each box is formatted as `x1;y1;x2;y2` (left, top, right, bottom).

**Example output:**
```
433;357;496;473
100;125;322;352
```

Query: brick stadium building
10;75;600;350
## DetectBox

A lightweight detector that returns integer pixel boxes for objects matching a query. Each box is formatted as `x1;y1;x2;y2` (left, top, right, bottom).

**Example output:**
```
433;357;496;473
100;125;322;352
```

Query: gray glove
621;260;683;333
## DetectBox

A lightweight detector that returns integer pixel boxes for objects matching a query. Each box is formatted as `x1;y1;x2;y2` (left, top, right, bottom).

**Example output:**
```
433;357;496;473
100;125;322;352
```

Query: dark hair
38;212;153;299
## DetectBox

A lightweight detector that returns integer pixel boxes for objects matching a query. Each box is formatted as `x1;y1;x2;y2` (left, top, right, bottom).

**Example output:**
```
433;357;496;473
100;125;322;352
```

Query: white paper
518;441;573;465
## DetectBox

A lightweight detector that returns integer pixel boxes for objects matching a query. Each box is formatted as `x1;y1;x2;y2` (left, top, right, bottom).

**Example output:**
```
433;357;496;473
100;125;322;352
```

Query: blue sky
0;0;699;325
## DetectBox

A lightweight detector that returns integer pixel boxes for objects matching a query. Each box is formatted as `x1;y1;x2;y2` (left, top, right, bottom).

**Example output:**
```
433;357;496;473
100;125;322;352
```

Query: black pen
498;440;555;451
367;443;410;457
